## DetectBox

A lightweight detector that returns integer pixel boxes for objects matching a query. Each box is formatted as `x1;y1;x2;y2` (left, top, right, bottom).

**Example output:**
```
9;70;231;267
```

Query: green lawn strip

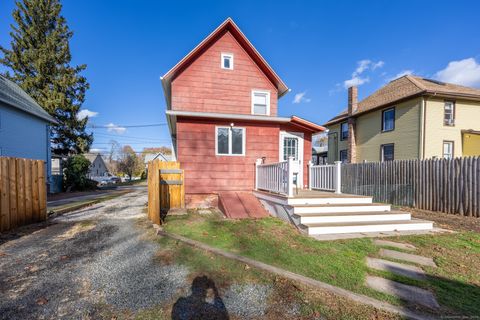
163;213;399;304
48;191;128;215
384;232;480;316
154;236;400;320
164;212;480;316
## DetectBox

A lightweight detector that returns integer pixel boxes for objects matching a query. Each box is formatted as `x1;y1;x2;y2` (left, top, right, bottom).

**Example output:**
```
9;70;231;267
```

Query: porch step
293;203;391;214
218;192;270;219
288;196;373;206
302;219;434;235
294;210;411;224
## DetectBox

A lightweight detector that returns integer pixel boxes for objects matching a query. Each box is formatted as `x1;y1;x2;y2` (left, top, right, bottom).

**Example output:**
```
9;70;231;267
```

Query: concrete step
287;195;373;206
294;210;411;224
302;219;434;235
293;203;391;214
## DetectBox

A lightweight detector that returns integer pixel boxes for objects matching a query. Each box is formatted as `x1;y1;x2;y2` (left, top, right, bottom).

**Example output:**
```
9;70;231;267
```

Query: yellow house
325;75;480;163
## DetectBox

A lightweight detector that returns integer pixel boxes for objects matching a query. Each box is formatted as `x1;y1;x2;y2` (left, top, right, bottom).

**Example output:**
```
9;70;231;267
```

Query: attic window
221;53;233;70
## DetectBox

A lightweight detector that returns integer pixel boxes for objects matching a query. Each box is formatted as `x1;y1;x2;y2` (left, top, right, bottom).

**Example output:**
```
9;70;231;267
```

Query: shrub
64;155;96;191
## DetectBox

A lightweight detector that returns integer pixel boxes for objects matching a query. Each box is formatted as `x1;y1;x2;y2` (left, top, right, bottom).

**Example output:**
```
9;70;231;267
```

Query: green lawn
163;211;480;317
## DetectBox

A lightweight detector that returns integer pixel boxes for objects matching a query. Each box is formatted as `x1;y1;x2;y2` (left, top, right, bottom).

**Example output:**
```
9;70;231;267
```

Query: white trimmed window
444;101;455;126
216;126;245;156
443;141;454;159
221;53;233;70
251;90;270;115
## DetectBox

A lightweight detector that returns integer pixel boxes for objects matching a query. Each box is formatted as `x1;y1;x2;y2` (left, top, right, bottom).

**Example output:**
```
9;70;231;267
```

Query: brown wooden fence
147;160;184;224
0;157;47;232
341;156;480;217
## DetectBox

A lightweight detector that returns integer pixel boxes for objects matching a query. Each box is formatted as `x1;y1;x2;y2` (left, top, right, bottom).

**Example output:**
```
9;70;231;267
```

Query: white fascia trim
166;110;290;123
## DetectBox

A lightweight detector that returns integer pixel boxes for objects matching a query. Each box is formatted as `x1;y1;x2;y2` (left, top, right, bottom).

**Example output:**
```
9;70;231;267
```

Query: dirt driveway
0;187;191;319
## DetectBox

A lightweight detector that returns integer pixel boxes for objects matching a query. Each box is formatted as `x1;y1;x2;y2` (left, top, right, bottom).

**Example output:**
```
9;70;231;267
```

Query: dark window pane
341;122;348;140
383;109;395;131
217;128;229;154
224;57;230;69
231;128;243;154
382;144;394;161
339;150;348;162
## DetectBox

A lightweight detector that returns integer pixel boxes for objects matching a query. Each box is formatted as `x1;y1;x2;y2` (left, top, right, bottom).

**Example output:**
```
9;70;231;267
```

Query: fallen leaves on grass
36;297;48;305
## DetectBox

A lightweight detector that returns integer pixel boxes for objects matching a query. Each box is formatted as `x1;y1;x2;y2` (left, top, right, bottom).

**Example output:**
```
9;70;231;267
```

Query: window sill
216;153;246;157
381;129;394;133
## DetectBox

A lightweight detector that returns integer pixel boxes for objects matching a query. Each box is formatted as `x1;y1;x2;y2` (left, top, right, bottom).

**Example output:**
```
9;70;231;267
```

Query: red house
161;18;324;209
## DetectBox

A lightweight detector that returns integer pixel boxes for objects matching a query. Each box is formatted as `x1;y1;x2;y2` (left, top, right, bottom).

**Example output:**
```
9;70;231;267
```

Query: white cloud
76;109;98;120
106;123;127;134
344;76;369;88
89;148;104;153
387;69;414;82
372;61;385;70
343;59;384;89
293;91;311;104
435;58;480;88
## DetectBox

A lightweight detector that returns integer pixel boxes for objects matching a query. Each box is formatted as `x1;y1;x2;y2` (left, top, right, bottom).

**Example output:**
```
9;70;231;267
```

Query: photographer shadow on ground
171;275;229;320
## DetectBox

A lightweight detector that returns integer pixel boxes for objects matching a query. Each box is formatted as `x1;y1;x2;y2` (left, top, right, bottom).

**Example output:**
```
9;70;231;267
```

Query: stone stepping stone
380;249;437;268
366;276;440;309
374;239;416;251
366;257;426;280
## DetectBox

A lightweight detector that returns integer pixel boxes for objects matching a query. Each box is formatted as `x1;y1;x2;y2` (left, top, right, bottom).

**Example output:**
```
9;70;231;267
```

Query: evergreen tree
0;0;93;155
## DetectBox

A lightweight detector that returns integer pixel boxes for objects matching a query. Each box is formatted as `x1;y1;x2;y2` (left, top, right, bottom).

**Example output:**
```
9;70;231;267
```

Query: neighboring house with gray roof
0;75;56;186
83;153;110;180
325;75;480;163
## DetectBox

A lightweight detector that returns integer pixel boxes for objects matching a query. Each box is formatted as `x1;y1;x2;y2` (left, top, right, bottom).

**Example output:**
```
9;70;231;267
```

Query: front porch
254;160;434;236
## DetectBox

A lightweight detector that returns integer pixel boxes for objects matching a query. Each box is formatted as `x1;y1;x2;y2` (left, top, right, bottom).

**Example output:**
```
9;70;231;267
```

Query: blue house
0;75;56;187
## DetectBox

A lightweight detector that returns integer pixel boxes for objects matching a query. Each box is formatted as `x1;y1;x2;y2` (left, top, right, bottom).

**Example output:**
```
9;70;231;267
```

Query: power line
92;132;171;142
88;123;167;128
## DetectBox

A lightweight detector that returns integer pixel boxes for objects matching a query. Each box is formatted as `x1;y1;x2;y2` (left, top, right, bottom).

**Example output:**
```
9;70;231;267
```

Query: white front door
279;131;304;188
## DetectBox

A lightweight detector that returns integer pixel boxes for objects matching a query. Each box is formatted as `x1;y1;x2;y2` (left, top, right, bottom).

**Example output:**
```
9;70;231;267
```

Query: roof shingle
325;75;480;125
0;75;56;123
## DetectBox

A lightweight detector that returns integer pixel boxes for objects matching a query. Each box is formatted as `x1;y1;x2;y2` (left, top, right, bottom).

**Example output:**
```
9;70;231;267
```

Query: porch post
287;156;295;197
307;160;313;190
255;158;262;190
334;161;342;194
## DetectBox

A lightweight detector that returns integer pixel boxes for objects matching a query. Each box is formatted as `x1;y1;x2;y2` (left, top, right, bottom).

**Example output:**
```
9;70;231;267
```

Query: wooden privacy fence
341;156;480;217
147;160;184;224
0;157;47;232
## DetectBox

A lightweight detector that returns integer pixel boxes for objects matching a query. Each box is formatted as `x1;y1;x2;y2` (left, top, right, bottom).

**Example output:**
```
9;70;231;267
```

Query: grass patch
163;211;480;316
384;232;480;316
155;235;400;320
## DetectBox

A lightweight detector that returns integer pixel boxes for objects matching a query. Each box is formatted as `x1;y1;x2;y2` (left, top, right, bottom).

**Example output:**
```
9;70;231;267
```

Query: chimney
347;86;357;163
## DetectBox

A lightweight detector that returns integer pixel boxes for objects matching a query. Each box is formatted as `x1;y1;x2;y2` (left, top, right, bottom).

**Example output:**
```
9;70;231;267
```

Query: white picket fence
255;157;296;196
309;161;341;193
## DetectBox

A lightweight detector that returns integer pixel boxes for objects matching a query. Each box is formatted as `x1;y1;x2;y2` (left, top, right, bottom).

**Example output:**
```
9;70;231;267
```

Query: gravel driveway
0;188;190;319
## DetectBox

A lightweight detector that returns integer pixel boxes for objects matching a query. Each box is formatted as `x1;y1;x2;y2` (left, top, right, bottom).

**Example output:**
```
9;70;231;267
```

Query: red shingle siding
171;31;278;116
177;118;312;195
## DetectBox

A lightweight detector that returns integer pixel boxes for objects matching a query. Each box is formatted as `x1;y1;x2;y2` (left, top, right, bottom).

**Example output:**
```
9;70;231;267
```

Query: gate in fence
147;160;184;224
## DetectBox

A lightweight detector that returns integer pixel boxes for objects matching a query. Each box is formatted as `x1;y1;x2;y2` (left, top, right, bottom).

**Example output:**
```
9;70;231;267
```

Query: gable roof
161;18;289;109
0;75;56;123
325;75;480;125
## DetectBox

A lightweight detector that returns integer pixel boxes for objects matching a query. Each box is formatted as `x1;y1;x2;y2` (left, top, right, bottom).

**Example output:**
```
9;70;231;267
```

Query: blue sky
1;0;480;152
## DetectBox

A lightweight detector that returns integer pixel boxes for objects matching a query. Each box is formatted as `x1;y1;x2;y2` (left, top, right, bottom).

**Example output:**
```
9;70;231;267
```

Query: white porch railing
308;161;342;194
255;157;296;197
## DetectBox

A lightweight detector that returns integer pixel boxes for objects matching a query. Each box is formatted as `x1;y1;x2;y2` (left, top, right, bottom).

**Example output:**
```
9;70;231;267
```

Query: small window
444;101;455;126
221;53;233;70
382;108;395;132
339;149;348;163
381;144;394;162
251;90;270;115
340;122;348;140
443;141;454;159
216;126;245;156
